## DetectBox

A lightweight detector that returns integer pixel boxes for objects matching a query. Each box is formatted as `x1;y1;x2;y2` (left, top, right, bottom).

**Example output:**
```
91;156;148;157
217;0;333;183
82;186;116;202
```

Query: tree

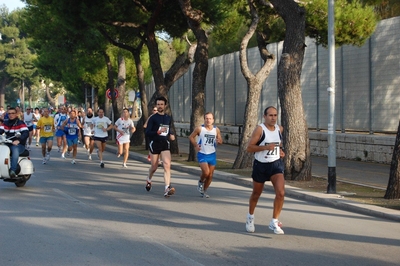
385;121;400;199
233;0;276;169
178;0;209;161
0;7;37;108
270;0;311;180
23;1;119;109
361;0;400;19
208;3;258;58
232;0;378;181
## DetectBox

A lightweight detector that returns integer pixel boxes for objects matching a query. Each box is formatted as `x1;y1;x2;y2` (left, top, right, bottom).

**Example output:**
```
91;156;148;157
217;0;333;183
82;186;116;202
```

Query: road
0;145;399;266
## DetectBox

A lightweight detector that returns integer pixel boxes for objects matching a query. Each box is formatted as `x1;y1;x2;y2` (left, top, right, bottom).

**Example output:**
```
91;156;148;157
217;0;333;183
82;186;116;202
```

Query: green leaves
304;0;378;47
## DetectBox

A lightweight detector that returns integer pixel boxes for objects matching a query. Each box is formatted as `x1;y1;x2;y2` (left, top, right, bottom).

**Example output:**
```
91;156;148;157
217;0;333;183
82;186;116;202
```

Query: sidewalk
106;137;400;222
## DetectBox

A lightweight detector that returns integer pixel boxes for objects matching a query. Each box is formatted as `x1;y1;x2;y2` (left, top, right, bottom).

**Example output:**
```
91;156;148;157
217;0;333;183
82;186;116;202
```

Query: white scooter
0;133;34;187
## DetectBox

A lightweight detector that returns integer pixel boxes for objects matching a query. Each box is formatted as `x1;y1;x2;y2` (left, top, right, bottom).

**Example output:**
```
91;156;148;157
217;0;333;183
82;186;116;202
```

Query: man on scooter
0;107;29;178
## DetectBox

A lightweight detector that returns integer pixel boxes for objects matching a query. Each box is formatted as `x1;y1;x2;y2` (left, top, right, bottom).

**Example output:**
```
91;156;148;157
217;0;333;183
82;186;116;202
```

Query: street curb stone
105;145;400;222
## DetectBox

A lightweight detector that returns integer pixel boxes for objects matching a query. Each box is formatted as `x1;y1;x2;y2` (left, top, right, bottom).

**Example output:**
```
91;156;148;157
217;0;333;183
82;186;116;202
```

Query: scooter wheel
15;181;27;187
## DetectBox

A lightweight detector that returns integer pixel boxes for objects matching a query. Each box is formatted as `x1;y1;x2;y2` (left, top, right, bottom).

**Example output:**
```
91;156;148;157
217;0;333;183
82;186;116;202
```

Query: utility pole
327;0;336;193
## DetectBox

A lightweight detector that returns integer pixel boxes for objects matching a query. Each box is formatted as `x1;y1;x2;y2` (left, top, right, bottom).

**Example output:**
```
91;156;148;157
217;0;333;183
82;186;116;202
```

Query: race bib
264;143;280;160
68;128;76;135
44;125;52;132
204;134;215;145
158;124;169;136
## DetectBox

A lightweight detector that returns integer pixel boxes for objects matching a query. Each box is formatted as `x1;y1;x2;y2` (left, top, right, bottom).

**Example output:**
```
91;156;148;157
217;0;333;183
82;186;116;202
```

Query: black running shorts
149;139;170;154
251;159;284;183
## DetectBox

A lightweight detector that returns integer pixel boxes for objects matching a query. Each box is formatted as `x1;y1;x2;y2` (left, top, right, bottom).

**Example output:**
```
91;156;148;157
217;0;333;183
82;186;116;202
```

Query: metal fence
146;16;400;133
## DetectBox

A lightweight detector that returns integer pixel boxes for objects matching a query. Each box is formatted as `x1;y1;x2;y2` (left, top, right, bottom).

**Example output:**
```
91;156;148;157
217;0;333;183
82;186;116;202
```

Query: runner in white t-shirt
114;108;136;168
92;108;113;168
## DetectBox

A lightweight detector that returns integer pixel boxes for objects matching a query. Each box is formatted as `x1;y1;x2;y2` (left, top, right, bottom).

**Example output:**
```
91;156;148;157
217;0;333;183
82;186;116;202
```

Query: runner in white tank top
254;123;281;163
189;112;222;198
246;106;286;235
198;125;217;155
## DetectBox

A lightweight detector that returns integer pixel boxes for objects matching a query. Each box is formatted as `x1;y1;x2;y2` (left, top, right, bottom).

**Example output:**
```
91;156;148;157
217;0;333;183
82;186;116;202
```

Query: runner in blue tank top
189;112;222;198
61;110;82;164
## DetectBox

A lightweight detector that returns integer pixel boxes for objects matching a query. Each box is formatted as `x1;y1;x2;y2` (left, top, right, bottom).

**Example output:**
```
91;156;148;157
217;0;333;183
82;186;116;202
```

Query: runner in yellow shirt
36;108;55;164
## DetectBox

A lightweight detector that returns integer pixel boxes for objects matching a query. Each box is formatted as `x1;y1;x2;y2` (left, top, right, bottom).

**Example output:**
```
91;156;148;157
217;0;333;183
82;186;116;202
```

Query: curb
105;145;400;222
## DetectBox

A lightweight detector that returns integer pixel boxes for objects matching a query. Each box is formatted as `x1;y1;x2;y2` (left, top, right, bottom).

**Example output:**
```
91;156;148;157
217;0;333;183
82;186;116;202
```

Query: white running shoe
88;154;92;160
71;160;76;164
122;163;127;168
201;192;210;198
46;152;50;161
197;181;204;194
269;219;284;235
86;149;90;155
246;214;255;233
42;158;46;164
61;153;65;159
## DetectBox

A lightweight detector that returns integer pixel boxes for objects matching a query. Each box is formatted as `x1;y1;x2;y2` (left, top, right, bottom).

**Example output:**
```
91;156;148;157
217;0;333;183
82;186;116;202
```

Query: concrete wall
146;17;400;133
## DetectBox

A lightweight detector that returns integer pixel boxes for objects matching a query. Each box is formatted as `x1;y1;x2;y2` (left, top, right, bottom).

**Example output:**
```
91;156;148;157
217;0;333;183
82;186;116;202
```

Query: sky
0;0;26;11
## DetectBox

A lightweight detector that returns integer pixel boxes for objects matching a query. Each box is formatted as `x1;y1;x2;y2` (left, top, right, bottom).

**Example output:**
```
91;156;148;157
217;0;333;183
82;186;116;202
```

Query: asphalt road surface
0;144;399;266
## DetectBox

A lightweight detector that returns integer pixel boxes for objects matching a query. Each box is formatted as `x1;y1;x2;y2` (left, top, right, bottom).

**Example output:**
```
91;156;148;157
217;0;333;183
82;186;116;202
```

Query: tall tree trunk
27;85;32;108
233;0;276;169
145;2;178;153
271;0;311;181
45;84;56;107
178;0;208;161
103;50;119;121
131;41;148;146
117;54;126;114
385;120;400;199
234;81;265;168
0;77;8;107
19;81;24;109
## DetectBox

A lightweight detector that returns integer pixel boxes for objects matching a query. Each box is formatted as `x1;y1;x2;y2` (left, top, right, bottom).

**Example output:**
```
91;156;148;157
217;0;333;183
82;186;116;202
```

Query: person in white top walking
92;108;113;168
245;106;286;235
33;107;41;146
189;112;222;198
114;108;136;168
82;108;95;160
23;107;37;150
